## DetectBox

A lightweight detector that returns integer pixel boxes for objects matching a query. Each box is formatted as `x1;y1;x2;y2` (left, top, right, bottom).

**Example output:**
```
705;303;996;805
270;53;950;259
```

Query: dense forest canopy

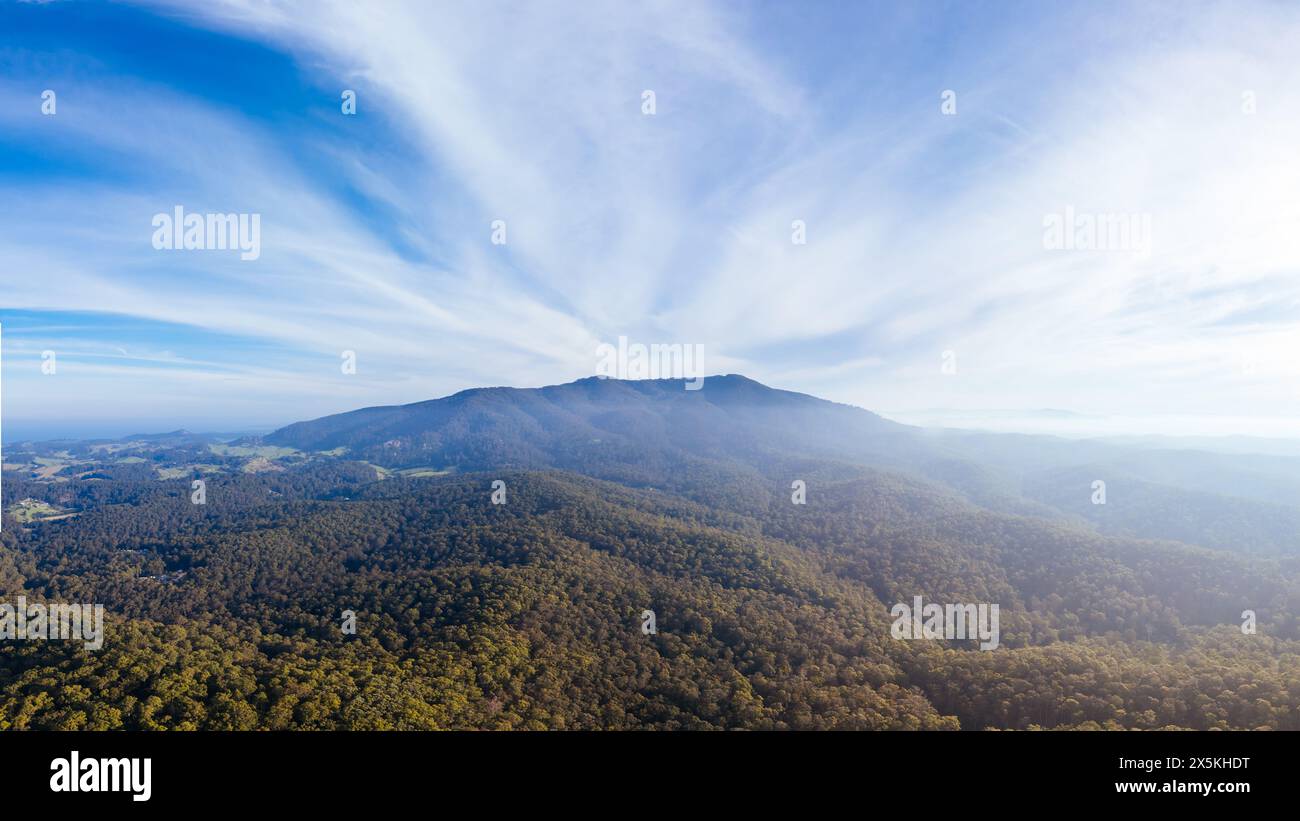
2;376;1298;730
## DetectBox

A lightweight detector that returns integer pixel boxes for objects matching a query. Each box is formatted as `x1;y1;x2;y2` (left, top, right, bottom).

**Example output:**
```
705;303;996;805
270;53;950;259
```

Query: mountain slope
266;374;905;467
265;375;1300;556
6;376;1300;729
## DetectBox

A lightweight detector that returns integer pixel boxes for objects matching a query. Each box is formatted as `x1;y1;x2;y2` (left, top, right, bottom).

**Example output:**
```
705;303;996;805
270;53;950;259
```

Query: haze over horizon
8;372;1300;451
4;1;1300;440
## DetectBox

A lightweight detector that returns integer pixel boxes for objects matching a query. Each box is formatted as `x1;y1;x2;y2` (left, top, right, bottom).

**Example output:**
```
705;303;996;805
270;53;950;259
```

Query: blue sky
3;0;1300;441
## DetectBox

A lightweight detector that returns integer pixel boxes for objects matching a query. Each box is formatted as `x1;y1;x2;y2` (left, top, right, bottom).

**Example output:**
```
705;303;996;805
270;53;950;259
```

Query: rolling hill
3;375;1299;729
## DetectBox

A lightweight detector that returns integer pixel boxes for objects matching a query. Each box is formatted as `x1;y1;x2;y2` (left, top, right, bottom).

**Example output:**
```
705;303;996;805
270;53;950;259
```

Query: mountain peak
263;373;899;468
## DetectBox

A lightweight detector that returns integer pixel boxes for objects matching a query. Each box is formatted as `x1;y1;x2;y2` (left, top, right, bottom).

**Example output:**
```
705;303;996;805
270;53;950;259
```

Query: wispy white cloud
3;0;1299;436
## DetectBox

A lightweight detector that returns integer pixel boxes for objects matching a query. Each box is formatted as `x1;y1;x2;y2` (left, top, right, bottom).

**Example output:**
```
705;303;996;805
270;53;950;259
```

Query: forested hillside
2;376;1298;730
0;463;1295;727
264;375;1300;557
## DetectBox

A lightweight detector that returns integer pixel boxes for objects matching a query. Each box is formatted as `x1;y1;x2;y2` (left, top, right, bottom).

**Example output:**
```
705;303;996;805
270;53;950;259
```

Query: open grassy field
7;499;66;523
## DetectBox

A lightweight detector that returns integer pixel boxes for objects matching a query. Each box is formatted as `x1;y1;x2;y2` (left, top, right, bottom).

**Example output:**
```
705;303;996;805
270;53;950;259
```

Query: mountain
266;374;1300;556
265;374;904;469
4;374;1300;730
